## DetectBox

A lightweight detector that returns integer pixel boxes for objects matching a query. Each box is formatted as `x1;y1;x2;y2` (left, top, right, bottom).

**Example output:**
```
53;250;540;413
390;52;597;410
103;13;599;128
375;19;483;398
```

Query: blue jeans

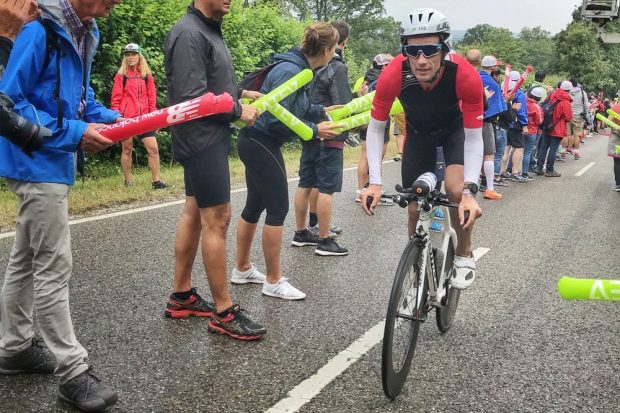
494;126;507;174
522;134;538;173
537;134;562;172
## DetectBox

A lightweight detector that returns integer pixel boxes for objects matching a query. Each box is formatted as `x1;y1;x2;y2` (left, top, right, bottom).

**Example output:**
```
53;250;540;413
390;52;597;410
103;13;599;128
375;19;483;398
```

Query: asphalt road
0;133;618;412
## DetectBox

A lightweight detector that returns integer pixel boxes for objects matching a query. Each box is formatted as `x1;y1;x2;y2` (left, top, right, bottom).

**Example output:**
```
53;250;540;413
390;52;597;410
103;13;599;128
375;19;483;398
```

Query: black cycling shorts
401;124;464;189
179;139;231;208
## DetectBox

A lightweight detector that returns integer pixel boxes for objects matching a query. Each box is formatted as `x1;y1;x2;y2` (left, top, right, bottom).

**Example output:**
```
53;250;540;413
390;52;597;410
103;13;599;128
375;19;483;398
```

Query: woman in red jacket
535;80;573;177
111;43;167;189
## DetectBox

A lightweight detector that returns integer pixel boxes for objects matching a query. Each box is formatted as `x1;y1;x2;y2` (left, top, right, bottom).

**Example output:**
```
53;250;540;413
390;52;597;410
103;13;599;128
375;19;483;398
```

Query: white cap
560;80;573;91
481;55;497;67
529;87;545;100
508;70;521;90
373;54;391;66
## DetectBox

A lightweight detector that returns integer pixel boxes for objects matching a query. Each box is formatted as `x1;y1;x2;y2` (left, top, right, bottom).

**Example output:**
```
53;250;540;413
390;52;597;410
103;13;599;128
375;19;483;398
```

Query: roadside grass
0;143;399;232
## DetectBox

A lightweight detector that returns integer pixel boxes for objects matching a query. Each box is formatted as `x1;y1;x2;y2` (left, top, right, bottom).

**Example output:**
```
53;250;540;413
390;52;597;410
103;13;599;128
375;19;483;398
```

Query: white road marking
575;162;595;177
0;160;395;240
265;247;490;413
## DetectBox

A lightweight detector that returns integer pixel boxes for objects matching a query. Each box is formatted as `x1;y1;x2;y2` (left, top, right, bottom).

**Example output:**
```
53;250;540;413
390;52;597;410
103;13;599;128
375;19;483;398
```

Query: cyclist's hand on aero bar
361;184;382;216
458;194;482;230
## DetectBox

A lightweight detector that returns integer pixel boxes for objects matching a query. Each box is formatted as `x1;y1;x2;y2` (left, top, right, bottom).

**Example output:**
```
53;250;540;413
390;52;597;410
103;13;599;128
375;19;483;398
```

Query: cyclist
361;8;483;290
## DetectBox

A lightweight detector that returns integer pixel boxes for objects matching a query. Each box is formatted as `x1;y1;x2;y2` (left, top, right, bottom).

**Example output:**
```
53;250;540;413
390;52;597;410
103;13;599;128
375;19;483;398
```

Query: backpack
122;74;149;90
540;100;560;134
238;61;280;92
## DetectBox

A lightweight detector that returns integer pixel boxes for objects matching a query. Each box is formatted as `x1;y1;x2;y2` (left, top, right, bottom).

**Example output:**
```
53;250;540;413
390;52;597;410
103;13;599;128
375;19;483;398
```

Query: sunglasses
402;44;443;58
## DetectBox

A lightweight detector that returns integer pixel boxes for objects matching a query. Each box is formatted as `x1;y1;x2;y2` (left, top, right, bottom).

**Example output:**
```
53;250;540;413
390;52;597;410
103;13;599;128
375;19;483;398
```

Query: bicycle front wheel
381;238;429;400
436;242;461;333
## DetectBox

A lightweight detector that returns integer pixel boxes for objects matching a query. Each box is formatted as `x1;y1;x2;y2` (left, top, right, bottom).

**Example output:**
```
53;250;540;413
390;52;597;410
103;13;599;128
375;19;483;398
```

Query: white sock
484;160;495;191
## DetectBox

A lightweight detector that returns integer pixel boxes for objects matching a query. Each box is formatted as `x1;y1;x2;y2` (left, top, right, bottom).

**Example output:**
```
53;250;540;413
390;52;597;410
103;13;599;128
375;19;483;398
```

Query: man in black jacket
294;20;351;256
163;0;266;340
0;0;39;77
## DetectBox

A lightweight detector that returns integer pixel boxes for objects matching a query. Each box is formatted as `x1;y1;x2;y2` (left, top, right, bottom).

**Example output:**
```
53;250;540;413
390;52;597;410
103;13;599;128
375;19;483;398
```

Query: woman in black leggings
232;23;343;300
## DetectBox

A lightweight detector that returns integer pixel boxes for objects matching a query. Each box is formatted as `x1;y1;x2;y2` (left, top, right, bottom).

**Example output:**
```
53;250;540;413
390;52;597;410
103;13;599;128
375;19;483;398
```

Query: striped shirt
60;0;93;61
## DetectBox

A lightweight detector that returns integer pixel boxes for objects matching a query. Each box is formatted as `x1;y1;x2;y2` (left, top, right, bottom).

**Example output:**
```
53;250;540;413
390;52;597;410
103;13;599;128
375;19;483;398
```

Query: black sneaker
164;288;215;318
534;169;544;176
208;305;266;341
522;173;534;181
152;180;168;190
291;229;319;247
0;338;56;375
315;238;349;256
545;170;561;177
59;367;118;412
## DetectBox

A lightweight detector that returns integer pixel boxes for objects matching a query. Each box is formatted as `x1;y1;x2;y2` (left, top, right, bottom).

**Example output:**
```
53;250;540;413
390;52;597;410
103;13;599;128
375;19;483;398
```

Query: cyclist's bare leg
444;165;473;258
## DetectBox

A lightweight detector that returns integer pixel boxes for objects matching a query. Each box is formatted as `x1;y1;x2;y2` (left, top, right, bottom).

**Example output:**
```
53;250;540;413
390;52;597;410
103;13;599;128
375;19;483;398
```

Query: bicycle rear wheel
382;238;429;400
436;242;461;333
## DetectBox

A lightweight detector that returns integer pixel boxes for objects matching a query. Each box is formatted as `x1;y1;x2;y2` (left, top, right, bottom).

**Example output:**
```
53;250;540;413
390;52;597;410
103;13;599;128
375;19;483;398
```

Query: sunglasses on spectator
403;44;443;58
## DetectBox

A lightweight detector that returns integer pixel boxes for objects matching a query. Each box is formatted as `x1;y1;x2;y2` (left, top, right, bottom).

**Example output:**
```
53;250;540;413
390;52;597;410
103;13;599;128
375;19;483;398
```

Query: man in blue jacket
0;0;122;411
500;70;529;183
479;55;507;199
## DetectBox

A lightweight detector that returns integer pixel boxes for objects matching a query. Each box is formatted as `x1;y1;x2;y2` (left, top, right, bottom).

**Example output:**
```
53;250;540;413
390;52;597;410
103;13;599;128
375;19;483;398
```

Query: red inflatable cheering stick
99;92;235;142
509;65;534;94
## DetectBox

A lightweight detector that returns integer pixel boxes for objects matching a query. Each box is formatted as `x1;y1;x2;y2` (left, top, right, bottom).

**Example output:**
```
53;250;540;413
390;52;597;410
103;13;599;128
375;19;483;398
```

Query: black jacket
0;36;12;80
310;48;351;142
164;5;242;161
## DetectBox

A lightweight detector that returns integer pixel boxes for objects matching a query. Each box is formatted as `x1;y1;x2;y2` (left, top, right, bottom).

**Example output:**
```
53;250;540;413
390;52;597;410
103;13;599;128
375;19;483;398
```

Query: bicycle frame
410;203;458;312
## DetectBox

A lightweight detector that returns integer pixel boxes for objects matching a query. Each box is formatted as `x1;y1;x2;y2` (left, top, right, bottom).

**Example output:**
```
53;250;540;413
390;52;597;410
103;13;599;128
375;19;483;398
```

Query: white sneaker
451;255;476;290
231;264;266;285
262;277;306;300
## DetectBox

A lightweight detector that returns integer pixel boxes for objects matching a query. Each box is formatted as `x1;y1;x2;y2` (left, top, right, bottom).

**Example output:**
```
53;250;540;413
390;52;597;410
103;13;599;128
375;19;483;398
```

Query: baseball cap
123;43;141;54
481;55;497;67
560;80;573;91
529;87;544;100
373;54;391;66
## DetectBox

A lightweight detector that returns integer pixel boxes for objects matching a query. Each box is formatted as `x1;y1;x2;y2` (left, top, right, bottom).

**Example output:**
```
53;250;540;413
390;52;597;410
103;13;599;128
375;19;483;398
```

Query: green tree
519;26;554;71
551;21;615;92
458;25;526;69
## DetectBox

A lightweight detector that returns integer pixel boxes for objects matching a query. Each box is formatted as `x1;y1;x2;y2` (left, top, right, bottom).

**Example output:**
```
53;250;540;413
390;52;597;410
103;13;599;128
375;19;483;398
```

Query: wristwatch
463;182;478;196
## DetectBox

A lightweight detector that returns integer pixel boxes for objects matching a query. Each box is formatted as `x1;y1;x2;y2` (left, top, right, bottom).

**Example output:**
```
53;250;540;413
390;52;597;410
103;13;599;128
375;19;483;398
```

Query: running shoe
208;305;266;340
451;255;476;290
292;229;319;247
330;225;343;234
309;226;338;239
315;237;349;256
511;174;528;183
500;172;511;179
59;367;118;412
231;264;266;285
484;189;503;200
493;177;509;186
613;184;620;192
262;277;306;300
0;338;56;375
545;170;561;177
521;173;534;181
152;180;168;190
534;169;545;176
164;288;215;318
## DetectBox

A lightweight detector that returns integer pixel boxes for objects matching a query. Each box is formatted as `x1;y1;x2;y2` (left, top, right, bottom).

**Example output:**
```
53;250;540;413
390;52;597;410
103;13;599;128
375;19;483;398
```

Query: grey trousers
0;181;88;383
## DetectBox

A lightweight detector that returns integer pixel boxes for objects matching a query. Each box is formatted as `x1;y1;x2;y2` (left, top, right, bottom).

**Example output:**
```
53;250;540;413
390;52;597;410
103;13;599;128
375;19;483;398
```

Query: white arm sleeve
367;117;388;185
463;127;484;184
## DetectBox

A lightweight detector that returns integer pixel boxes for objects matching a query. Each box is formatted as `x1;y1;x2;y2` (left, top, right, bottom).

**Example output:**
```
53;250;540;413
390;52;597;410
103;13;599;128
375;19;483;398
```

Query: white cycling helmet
401;8;451;44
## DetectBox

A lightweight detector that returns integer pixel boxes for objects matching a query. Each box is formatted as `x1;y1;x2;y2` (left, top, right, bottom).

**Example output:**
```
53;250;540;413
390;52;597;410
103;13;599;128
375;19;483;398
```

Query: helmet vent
428;12;434;21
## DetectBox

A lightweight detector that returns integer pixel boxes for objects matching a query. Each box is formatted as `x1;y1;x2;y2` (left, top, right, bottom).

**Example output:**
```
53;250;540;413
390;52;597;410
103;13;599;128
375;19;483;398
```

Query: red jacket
549;89;572;138
110;68;157;118
526;97;543;135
